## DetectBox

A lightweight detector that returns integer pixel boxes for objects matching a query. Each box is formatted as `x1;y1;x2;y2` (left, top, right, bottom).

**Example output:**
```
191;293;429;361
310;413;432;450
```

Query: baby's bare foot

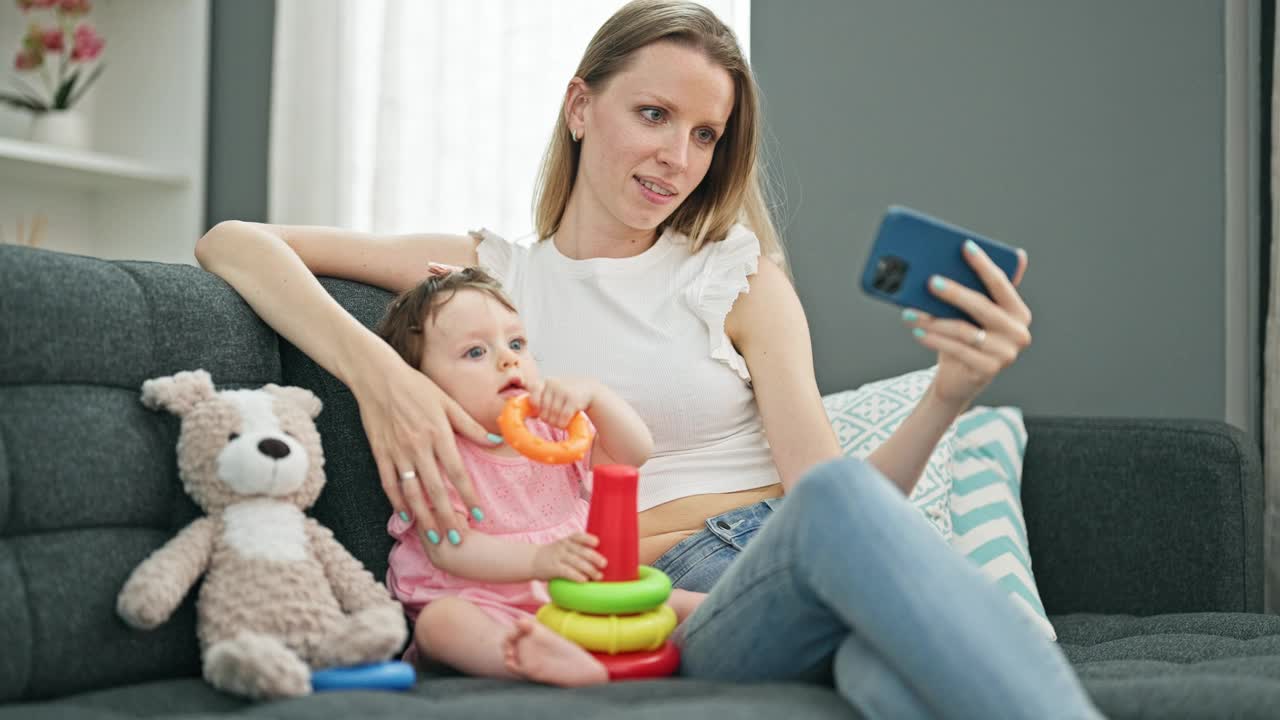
503;618;608;687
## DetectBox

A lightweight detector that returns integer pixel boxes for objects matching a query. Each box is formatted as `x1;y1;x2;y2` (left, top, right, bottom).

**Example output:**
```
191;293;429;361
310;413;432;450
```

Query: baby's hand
532;533;607;582
526;377;598;429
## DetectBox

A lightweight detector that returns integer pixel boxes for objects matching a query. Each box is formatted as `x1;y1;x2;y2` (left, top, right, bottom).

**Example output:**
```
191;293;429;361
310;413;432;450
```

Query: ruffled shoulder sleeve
471;227;519;286
689;224;761;384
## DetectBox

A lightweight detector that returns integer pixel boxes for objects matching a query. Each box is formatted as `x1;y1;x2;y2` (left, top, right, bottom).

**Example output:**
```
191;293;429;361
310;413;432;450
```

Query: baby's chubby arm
425;525;607;584
526;377;653;469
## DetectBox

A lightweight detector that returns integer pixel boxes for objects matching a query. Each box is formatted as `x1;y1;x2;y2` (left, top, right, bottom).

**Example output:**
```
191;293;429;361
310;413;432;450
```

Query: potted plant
1;0;105;150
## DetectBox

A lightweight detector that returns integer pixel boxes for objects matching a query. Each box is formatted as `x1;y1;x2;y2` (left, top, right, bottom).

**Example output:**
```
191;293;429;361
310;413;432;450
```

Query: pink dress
386;419;592;628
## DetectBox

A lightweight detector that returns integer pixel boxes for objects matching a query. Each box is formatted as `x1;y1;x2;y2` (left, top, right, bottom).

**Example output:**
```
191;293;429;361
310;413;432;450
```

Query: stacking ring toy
591;642;681;680
548;565;671;615
311;661;415;692
536;603;677;654
498;395;594;465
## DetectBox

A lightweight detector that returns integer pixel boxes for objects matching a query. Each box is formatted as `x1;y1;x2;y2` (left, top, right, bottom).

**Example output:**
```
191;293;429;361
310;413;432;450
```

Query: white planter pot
28;110;90;150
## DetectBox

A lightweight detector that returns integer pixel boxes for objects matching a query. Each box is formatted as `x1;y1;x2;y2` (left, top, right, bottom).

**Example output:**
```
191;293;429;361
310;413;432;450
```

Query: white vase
28;110;90;151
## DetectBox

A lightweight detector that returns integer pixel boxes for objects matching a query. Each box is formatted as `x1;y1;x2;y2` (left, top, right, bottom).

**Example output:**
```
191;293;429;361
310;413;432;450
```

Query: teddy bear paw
117;590;169;630
204;632;312;699
312;604;408;667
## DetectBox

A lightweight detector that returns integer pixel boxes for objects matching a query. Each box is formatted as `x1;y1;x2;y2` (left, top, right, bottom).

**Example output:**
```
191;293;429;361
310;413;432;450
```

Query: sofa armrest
1021;416;1262;616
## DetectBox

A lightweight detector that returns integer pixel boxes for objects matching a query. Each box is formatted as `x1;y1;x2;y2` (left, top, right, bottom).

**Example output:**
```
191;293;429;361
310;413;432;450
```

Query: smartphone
860;206;1021;322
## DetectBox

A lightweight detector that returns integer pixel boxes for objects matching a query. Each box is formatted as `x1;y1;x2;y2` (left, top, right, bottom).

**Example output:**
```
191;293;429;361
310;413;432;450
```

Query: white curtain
1268;6;1280;613
269;0;750;239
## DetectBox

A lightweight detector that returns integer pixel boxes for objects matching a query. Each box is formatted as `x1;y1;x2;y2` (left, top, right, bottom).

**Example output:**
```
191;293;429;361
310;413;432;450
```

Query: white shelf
0;137;189;190
0;0;208;263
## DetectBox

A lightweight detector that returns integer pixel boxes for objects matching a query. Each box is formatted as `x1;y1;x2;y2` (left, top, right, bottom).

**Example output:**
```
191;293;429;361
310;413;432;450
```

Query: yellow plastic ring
536;603;677;655
548;565;671;615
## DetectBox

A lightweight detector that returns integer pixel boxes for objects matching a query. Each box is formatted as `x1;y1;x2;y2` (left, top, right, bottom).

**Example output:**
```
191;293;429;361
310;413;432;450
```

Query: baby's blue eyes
463;339;524;359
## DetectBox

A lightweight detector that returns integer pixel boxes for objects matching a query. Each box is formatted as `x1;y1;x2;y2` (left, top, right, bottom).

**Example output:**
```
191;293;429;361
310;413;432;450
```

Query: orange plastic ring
498;395;594;465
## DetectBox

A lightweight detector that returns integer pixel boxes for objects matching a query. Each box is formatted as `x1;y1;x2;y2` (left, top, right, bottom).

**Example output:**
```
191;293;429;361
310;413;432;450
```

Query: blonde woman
196;1;1100;717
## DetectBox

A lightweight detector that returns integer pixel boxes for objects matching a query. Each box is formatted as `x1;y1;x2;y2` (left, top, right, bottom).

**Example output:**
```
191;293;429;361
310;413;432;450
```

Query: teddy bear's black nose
258;438;291;459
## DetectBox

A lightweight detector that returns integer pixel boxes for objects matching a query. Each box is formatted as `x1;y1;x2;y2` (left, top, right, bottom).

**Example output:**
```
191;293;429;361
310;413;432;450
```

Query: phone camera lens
873;256;908;294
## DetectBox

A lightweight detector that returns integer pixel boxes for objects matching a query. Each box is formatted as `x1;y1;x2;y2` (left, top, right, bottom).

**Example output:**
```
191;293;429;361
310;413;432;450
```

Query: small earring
571;129;579;142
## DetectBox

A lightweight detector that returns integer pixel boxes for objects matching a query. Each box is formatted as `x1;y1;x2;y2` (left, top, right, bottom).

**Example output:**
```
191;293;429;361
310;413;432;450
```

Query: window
270;0;750;238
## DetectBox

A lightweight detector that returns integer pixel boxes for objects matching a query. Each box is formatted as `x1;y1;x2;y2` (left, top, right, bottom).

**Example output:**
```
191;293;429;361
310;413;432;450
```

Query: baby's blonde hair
375;267;517;370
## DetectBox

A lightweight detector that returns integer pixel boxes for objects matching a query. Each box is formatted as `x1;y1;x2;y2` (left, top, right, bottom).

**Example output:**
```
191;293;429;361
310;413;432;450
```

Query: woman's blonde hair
532;0;784;266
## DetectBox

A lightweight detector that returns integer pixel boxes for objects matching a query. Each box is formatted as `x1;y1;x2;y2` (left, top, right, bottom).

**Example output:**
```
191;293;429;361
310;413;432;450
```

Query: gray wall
205;0;275;228
753;0;1257;432
201;1;1260;432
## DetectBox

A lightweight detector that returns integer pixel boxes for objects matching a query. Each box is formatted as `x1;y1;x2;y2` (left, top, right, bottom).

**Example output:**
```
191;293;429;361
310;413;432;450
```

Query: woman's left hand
902;240;1032;410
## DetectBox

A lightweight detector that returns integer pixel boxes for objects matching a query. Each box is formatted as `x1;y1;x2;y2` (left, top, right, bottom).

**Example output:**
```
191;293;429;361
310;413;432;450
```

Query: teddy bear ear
140;370;218;416
262;384;323;420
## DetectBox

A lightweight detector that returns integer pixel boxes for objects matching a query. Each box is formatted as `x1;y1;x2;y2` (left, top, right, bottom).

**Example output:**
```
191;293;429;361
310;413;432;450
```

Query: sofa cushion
282;278;399;581
1058;612;1280;719
821;366;954;538
949;406;1054;640
0;677;854;720
0;247;283;702
1022;417;1263;615
7;612;1280;720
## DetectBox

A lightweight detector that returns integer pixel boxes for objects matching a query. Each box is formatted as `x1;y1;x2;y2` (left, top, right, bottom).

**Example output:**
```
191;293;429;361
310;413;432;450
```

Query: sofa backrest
1022;416;1263;616
0;246;395;702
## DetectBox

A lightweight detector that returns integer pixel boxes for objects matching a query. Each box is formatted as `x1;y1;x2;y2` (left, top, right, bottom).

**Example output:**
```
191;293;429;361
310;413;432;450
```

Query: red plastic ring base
590;641;680;680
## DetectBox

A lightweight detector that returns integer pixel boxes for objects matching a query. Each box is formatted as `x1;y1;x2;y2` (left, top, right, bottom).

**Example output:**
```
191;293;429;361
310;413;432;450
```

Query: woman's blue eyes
639;107;717;144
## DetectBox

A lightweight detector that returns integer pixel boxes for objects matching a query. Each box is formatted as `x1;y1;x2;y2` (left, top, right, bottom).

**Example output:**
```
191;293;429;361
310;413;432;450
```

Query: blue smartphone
859;206;1021;322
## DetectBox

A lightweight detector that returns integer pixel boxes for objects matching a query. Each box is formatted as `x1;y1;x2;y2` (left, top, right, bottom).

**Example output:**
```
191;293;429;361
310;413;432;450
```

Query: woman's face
575;41;735;234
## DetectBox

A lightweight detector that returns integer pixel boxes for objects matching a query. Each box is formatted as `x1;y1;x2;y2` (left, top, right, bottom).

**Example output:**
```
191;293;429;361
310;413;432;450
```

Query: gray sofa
1;243;1278;719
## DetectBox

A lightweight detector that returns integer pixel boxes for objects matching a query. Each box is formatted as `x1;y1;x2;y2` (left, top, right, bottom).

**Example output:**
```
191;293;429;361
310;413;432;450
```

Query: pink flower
69;22;103;62
56;0;90;16
40;28;63;52
13;48;41;70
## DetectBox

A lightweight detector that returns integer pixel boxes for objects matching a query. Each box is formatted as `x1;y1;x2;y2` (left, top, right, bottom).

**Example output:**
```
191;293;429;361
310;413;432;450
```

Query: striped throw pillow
822;367;954;539
949;406;1056;640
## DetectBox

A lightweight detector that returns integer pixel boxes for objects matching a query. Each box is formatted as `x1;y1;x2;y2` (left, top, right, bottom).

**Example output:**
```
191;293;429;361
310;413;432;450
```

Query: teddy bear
117;369;408;699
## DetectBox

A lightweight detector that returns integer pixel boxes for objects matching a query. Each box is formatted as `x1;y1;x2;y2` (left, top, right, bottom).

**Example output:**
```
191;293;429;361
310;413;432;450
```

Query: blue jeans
653;458;1101;720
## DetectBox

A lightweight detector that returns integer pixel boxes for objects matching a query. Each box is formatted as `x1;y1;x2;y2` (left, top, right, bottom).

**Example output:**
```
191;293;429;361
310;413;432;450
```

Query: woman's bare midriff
637;483;784;565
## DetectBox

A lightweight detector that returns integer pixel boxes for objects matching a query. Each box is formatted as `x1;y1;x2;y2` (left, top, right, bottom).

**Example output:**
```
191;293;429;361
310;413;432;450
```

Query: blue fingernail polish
913;328;926;339
931;276;947;291
448;530;461;545
487;433;504;444
471;506;485;522
964;239;979;254
902;309;918;323
426;530;440;545
399;511;410;522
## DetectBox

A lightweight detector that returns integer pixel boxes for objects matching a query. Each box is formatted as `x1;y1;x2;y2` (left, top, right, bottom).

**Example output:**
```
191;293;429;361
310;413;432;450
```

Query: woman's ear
564;77;591;138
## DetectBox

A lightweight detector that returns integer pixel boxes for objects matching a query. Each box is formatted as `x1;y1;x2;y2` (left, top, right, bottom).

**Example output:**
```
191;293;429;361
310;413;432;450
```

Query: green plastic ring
548;565;672;615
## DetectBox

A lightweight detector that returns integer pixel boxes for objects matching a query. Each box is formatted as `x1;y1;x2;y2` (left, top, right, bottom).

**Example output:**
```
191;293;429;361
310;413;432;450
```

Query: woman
196;1;1099;717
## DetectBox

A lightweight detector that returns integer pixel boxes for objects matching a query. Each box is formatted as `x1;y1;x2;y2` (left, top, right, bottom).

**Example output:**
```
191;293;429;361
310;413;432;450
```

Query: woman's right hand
356;355;497;545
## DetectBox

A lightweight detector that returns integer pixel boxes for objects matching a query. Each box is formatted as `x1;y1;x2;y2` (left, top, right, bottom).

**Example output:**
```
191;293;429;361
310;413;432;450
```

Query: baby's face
419;289;539;434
